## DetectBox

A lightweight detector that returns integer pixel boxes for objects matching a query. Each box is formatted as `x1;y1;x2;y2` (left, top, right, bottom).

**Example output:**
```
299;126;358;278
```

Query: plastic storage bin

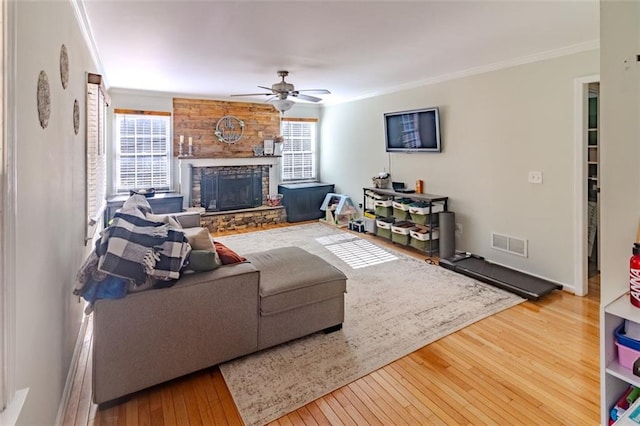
374;200;393;217
616;323;640;351
376;218;394;239
363;217;377;234
391;221;414;246
616;341;640;369
392;201;411;211
410;237;439;252
393;207;410;221
410;227;440;241
615;323;640;369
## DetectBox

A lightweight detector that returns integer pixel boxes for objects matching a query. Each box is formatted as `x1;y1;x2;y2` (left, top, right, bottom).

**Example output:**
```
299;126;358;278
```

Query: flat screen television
384;107;441;153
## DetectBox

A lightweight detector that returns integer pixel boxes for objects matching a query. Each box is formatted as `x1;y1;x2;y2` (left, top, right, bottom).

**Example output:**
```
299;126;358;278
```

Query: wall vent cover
491;232;528;257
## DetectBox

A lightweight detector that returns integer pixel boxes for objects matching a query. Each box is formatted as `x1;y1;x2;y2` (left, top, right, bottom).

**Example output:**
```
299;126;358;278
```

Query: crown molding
70;0;107;87
330;39;600;105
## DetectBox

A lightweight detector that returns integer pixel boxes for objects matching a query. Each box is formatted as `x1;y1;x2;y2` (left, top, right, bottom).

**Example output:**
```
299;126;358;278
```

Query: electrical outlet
455;222;462;235
528;171;543;184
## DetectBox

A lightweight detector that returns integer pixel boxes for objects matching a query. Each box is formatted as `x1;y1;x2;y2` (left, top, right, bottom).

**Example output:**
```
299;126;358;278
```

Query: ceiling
82;0;599;105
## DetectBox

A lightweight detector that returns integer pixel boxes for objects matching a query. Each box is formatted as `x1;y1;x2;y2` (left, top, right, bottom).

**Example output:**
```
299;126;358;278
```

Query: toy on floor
319;193;359;228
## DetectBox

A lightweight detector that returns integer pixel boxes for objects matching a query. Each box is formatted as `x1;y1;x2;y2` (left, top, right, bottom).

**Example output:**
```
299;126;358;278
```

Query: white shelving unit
602;292;640;424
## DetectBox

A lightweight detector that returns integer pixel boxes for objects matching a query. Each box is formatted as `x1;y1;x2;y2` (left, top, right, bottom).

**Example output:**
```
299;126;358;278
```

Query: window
281;118;317;181
114;110;171;193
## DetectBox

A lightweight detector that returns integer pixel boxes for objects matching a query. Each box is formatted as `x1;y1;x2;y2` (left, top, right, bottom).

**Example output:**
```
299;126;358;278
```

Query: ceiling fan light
272;99;295;112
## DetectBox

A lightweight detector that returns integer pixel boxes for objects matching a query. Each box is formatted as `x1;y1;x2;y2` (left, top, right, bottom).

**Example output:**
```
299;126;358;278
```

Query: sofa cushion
245;247;347;316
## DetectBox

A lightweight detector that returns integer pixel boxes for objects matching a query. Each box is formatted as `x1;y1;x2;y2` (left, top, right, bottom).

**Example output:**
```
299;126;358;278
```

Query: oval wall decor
73;99;80;135
37;70;51;129
60;44;69;89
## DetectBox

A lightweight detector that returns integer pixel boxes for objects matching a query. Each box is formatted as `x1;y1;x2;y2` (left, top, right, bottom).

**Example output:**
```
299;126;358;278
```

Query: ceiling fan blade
257;85;274;92
297;89;331;95
230;92;273;97
293;93;322;102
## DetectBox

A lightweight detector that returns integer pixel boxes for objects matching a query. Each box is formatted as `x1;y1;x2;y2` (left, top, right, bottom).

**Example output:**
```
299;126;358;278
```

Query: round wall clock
214;115;245;144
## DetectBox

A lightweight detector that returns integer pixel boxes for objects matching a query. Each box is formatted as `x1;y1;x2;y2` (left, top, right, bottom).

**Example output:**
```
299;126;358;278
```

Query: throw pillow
183;227;215;251
184;250;222;272
214;241;247;265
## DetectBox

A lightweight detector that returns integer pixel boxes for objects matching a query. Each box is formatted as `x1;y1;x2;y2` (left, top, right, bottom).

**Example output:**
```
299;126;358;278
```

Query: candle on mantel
188;137;193;146
179;135;184;145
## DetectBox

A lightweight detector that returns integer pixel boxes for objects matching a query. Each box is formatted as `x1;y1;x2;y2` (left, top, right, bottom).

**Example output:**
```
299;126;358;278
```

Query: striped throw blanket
96;211;191;284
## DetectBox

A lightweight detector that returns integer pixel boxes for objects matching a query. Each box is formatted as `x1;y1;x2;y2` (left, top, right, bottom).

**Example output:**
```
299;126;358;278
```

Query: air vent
491;232;528;257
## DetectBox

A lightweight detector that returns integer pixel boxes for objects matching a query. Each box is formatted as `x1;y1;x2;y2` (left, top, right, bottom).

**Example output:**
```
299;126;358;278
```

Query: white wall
12;1;97;424
321;50;598;289
599;1;640;305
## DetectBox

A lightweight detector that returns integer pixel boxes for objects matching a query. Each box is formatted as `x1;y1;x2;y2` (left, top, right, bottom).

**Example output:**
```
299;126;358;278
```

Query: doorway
573;75;600;298
587;83;600;286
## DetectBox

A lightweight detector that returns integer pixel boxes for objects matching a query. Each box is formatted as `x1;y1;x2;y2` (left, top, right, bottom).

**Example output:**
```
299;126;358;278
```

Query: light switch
528;171;543;184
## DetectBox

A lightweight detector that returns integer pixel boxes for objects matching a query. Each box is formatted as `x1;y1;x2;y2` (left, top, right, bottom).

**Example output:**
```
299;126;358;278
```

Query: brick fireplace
178;157;286;231
194;165;266;212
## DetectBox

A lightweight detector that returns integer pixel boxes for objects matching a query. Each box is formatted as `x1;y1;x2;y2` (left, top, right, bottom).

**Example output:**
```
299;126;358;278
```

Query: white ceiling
82;0;599;105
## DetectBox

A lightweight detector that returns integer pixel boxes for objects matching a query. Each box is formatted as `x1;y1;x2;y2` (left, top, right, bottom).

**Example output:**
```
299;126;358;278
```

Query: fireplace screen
201;168;263;211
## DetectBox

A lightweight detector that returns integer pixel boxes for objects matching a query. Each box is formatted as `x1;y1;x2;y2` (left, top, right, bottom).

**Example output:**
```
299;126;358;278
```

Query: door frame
1;0;17;415
573;74;600;297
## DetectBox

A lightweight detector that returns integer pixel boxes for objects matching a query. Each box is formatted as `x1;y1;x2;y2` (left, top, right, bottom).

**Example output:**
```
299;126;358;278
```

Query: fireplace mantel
178;156;282;209
178;156;281;168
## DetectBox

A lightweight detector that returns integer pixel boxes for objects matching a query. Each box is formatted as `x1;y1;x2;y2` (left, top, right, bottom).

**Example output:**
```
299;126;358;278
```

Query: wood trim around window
281;117;318;123
113;109;171;116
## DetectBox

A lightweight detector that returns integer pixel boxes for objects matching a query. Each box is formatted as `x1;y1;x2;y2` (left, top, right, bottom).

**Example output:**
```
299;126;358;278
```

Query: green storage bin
376;227;392;239
392;232;411;246
375;205;393;217
410;237;439;252
410;212;438;225
393;207;409;221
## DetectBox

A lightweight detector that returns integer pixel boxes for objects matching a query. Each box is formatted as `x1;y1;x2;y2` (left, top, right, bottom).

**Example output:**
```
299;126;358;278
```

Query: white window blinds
114;111;171;192
281;118;317;181
86;74;109;241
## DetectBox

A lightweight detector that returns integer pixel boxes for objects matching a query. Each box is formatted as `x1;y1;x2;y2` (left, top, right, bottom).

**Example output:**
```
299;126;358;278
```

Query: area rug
216;223;523;426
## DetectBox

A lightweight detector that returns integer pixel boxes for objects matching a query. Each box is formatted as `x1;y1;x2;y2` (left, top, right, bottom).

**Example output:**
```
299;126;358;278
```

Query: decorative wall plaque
37;70;51;129
73;99;79;135
214;115;245;144
59;44;69;89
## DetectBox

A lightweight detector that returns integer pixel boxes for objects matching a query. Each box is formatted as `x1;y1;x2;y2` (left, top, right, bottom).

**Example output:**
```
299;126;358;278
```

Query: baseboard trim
0;388;28;426
55;314;89;426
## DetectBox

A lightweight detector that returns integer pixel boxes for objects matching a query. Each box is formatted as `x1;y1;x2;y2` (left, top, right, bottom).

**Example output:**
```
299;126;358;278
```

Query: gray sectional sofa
91;212;347;404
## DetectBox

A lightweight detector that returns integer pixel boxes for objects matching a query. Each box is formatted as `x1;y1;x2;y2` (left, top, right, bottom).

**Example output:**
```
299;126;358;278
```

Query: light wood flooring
62;222;601;425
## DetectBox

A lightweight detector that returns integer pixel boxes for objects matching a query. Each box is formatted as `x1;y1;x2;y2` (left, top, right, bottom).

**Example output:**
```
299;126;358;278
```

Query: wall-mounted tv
384;107;441;153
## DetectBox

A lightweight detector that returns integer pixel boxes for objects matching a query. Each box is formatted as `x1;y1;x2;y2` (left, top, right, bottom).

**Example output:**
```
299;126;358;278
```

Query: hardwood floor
62;222;600;425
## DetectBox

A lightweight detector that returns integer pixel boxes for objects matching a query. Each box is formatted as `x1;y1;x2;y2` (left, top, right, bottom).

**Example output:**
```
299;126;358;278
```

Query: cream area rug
216;223;523;426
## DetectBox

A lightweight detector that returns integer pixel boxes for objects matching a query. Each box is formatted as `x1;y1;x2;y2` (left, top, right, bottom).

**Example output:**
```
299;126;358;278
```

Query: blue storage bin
616;323;640;351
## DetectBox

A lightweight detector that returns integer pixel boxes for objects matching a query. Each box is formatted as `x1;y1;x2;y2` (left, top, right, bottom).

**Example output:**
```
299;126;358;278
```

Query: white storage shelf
602;292;640;425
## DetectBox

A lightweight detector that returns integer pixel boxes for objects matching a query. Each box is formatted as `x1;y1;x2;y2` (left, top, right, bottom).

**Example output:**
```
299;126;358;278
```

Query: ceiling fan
231;70;330;112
